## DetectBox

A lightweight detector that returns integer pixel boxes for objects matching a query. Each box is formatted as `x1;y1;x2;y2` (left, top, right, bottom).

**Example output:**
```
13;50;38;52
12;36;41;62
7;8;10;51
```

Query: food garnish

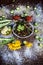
13;15;21;20
23;41;33;48
26;16;33;22
0;37;14;46
7;40;21;50
1;26;12;35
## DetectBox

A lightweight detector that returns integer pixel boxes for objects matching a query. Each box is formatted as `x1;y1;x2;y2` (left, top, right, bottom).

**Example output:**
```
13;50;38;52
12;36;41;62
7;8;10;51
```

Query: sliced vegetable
0;17;2;20
17;25;25;32
39;44;43;48
38;43;43;48
10;10;14;14
24;13;28;16
0;22;10;28
27;6;30;8
16;7;20;10
35;36;39;39
34;22;38;26
34;7;37;10
0;20;11;23
0;37;14;46
34;29;38;33
39;38;43;41
1;26;12;35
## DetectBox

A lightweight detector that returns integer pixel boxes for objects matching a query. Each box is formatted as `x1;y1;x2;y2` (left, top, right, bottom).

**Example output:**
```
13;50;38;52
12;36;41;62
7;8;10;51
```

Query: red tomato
26;16;33;22
13;15;21;20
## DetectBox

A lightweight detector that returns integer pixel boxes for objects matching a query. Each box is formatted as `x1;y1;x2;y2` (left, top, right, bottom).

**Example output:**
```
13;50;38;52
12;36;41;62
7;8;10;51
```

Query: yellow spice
7;40;21;50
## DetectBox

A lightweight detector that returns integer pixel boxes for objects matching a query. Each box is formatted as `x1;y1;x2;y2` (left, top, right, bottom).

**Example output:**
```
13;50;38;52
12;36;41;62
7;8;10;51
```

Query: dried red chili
26;16;33;22
13;15;21;20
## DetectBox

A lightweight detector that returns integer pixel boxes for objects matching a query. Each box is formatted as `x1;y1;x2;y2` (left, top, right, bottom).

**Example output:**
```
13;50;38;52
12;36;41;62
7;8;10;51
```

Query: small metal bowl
13;23;34;39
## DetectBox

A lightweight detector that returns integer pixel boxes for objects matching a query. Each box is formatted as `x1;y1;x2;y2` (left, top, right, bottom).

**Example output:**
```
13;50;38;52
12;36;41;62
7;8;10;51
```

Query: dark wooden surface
0;0;43;5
